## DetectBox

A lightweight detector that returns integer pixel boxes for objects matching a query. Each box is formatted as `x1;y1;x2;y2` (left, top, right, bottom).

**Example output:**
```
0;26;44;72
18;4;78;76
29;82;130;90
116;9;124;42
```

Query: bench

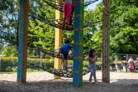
113;60;127;72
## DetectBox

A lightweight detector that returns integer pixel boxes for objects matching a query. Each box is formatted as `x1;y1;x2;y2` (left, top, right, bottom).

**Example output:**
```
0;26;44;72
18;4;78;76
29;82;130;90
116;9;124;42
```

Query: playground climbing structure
17;0;110;87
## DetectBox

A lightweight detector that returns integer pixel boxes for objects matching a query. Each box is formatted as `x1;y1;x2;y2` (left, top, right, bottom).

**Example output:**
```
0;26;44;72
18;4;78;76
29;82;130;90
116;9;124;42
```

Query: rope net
42;0;99;12
28;62;90;78
27;46;90;78
32;16;102;30
26;0;102;77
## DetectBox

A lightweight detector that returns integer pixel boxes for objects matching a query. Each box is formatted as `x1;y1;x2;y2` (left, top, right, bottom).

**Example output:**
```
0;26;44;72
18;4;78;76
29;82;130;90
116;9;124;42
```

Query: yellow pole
54;0;63;79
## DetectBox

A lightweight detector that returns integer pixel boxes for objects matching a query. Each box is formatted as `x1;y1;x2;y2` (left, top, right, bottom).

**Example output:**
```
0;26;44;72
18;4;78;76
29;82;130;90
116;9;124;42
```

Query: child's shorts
59;48;68;60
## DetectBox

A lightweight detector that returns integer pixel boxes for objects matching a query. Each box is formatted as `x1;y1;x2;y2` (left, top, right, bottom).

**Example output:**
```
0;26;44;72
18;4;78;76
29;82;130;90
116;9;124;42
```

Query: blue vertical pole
17;0;29;82
73;0;84;87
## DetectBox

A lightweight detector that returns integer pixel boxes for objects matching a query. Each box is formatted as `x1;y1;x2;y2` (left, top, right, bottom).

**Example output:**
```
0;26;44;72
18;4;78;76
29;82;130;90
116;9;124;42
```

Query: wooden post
102;0;110;83
17;0;29;82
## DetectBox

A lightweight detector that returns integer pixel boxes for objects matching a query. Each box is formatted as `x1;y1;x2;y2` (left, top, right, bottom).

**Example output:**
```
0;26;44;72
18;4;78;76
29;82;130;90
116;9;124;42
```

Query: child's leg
66;4;72;24
62;51;68;68
89;69;94;82
64;60;67;68
89;72;92;82
59;48;65;68
63;4;68;24
70;6;74;25
93;70;97;83
64;54;68;68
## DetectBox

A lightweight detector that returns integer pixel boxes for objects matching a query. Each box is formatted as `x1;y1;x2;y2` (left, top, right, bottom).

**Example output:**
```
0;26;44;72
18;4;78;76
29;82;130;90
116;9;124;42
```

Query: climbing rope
26;0;102;78
37;46;73;59
42;0;99;12
33;16;102;30
26;46;102;78
36;46;102;59
84;0;99;6
27;61;90;78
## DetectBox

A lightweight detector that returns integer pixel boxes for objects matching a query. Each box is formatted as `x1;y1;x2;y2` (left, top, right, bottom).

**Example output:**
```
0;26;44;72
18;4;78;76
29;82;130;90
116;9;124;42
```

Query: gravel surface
0;72;138;92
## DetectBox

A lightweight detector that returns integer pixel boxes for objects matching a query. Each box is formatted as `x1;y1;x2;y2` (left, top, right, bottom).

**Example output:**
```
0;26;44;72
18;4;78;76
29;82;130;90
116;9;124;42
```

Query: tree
2;46;17;57
0;0;19;47
84;2;103;54
28;0;55;50
109;0;138;54
1;0;137;57
88;0;138;54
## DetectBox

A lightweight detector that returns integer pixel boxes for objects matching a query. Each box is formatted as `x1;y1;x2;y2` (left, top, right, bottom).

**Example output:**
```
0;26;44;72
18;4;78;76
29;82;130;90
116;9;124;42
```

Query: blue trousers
59;48;68;60
89;69;97;82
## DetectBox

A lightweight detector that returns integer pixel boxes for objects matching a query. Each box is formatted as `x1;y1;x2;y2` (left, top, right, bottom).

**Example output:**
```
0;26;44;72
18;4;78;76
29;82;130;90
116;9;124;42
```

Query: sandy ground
0;72;138;92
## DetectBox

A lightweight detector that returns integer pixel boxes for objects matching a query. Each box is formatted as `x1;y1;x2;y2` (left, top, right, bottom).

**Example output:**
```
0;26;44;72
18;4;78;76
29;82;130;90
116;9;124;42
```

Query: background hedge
1;57;102;72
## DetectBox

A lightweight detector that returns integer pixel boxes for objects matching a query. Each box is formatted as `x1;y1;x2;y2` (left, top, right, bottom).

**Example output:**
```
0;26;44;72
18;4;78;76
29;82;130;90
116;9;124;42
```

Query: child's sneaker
88;80;92;83
93;81;97;84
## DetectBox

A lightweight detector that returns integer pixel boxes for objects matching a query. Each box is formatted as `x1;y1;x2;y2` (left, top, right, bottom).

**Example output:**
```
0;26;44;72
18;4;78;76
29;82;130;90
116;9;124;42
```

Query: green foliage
1;0;137;57
87;0;138;54
1;57;54;72
84;2;103;53
109;0;138;54
1;57;102;72
0;0;19;46
2;46;17;57
0;42;4;54
28;0;55;50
